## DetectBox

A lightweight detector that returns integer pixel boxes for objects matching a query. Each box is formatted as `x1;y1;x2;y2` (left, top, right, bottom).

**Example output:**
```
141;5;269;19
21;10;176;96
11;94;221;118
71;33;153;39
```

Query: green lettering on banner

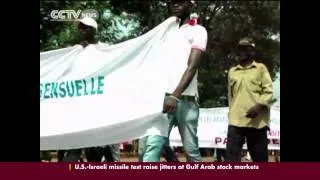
66;81;75;97
59;82;66;98
97;76;104;94
75;80;83;96
83;79;89;95
90;78;96;95
44;83;51;99
50;82;58;98
40;83;43;98
40;76;105;100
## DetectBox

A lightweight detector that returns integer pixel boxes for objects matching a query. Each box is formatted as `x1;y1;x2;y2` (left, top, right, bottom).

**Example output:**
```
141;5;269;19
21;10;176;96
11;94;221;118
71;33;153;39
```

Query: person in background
225;37;273;162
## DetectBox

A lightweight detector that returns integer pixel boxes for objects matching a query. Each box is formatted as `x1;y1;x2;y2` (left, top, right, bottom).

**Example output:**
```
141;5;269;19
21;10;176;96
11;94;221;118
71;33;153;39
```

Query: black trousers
60;146;118;162
85;146;118;162
61;149;82;162
57;150;65;162
214;149;226;162
162;145;179;162
225;125;269;162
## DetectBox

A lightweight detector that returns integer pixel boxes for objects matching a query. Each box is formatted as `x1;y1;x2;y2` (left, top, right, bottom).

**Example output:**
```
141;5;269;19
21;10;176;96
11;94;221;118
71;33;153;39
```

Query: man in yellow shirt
226;37;273;162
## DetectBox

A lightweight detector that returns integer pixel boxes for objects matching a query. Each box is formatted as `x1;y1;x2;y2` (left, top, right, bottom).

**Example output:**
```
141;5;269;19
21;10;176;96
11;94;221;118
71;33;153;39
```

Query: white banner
169;107;280;150
40;17;181;150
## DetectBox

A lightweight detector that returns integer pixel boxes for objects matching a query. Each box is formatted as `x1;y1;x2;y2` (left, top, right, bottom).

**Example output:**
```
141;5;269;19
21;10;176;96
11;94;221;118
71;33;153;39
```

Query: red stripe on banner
0;163;319;179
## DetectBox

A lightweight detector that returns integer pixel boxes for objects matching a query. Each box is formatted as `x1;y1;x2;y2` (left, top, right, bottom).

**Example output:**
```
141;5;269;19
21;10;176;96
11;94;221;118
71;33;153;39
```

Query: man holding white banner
226;37;273;162
140;0;208;162
56;17;120;162
57;17;98;162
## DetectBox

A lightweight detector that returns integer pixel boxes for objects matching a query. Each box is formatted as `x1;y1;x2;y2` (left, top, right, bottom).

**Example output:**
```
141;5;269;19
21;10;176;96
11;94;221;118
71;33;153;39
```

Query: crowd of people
41;0;277;163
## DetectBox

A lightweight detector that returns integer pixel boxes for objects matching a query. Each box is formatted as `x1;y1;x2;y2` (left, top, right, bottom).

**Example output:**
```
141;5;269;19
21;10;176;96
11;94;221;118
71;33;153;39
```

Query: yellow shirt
228;61;273;129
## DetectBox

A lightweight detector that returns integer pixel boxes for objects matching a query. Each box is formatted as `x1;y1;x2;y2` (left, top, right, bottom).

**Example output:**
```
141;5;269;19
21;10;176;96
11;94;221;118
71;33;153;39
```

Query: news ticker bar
1;163;319;179
68;163;259;171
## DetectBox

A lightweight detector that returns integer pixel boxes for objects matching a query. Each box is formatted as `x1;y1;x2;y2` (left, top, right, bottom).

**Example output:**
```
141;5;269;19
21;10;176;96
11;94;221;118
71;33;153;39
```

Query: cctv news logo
50;9;99;21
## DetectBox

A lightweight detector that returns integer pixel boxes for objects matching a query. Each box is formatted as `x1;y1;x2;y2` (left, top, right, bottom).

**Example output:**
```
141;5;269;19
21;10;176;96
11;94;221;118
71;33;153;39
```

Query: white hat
79;17;98;30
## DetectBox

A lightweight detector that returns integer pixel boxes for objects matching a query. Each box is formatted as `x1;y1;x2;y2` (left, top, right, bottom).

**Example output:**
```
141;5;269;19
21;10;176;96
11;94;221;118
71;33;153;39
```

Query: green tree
193;1;280;107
